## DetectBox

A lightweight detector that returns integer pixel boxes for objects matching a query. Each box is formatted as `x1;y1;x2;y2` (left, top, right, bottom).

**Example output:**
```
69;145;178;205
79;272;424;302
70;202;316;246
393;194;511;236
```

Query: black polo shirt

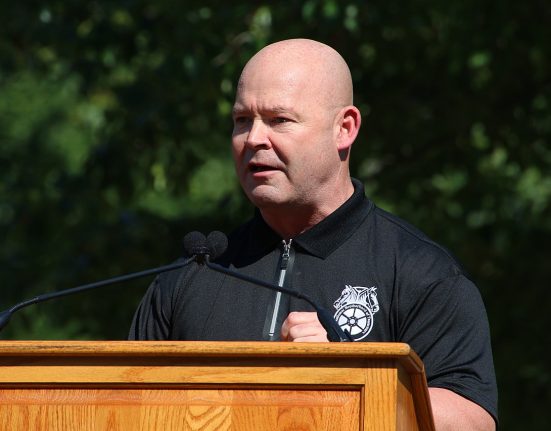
130;178;498;422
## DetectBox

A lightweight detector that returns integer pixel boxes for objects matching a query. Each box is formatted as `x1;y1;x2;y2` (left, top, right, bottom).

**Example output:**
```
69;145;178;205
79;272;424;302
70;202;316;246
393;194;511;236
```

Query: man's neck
259;181;354;239
260;207;326;240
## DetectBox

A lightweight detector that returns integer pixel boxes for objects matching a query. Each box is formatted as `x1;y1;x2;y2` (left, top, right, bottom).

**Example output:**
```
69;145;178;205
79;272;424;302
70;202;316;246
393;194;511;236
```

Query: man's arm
429;388;495;431
281;312;496;431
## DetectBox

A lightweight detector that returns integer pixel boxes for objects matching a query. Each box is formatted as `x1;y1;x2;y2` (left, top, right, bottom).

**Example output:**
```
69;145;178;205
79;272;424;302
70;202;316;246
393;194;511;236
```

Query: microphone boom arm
0;257;195;332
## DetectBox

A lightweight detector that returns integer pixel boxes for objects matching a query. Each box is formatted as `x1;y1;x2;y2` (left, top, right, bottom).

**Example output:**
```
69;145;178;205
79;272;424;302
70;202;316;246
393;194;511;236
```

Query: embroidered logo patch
333;285;380;340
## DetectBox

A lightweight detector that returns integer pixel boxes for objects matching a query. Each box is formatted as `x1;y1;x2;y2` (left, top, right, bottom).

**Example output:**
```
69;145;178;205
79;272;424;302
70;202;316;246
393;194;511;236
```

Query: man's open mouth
250;164;276;173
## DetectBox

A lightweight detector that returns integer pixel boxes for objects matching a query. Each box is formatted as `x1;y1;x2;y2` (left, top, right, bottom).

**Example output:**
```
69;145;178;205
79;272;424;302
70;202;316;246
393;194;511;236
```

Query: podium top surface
0;340;423;373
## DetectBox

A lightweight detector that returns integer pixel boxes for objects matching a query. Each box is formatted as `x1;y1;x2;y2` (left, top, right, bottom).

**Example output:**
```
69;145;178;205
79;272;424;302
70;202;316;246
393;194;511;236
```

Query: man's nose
245;119;270;149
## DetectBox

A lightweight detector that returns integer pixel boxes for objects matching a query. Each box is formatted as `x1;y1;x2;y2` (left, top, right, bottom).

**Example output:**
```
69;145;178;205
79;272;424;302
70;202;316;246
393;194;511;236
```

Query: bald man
130;39;497;430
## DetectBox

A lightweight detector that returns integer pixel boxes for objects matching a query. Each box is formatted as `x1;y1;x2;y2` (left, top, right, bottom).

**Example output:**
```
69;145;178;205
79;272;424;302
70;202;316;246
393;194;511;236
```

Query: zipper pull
281;239;293;270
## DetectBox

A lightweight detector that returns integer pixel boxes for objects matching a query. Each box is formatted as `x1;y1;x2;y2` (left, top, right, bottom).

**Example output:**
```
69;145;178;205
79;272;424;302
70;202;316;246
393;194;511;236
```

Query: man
130;39;497;430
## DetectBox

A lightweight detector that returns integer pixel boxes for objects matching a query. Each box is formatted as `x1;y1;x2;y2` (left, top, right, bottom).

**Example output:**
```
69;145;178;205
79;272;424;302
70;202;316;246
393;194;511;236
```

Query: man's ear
336;105;362;151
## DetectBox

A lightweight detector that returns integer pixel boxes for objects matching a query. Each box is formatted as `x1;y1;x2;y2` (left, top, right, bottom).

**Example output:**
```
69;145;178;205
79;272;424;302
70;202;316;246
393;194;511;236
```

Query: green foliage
1;1;550;429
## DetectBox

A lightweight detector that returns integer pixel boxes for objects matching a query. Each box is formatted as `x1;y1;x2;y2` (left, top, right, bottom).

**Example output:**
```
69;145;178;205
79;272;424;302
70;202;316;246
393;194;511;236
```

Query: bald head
237;39;354;110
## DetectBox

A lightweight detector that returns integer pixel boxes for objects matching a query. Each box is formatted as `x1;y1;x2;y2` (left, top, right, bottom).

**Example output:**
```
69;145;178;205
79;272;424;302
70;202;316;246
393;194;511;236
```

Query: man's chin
245;185;287;208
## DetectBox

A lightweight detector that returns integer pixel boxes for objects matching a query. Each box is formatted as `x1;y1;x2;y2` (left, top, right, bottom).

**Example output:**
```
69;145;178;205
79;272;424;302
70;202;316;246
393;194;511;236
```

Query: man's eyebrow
231;104;299;117
270;105;292;113
231;105;247;116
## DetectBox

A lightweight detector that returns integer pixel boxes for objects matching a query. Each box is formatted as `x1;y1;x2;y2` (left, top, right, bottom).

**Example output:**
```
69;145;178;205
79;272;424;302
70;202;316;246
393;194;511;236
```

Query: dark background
1;2;550;429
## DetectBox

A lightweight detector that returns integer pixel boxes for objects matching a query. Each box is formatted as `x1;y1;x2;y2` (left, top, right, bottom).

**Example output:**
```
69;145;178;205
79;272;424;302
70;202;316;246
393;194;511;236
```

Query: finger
281;312;319;341
292;334;329;342
285;322;328;342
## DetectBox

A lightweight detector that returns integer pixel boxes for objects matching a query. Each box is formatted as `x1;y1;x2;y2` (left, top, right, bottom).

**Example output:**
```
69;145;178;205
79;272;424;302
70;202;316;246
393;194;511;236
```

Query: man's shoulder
364;205;467;279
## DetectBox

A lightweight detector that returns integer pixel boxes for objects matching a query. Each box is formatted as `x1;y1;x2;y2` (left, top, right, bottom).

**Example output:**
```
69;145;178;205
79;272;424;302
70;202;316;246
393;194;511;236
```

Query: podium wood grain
0;341;435;431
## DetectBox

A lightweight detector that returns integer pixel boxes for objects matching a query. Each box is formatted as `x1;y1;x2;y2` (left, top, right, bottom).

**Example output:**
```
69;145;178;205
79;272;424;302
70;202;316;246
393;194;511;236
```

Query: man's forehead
238;63;306;92
232;100;300;116
233;70;322;115
234;74;306;107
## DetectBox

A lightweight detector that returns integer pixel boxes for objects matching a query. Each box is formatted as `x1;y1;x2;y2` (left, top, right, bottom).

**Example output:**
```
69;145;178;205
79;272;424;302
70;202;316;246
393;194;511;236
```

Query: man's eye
234;116;250;124
272;117;290;124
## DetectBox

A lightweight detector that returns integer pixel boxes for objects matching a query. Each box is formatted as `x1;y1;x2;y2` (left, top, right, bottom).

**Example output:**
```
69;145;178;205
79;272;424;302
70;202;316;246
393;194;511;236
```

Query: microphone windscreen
207;231;229;259
183;231;208;256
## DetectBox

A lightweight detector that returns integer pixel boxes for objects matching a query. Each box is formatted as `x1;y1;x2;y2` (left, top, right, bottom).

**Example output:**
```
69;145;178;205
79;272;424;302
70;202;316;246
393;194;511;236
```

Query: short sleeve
398;274;498;422
128;273;174;340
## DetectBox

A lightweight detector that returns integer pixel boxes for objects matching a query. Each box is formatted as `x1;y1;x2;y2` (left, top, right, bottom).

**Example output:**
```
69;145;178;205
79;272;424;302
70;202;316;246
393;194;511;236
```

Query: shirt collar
245;178;373;259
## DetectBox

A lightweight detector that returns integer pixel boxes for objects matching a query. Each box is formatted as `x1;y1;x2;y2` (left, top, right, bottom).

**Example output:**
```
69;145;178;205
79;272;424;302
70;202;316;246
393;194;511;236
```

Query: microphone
183;231;211;261
191;231;353;342
0;232;208;332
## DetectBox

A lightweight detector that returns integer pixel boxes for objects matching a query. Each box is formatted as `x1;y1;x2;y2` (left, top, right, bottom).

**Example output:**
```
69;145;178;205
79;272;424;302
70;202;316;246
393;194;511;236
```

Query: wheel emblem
335;304;373;340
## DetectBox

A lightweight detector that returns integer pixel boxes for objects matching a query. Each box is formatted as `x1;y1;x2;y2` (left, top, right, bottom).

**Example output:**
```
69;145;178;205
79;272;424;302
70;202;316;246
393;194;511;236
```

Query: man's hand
281;311;329;341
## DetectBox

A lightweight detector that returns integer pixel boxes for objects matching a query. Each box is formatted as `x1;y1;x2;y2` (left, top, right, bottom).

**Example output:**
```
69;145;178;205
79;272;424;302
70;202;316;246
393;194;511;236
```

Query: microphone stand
0;257;195;332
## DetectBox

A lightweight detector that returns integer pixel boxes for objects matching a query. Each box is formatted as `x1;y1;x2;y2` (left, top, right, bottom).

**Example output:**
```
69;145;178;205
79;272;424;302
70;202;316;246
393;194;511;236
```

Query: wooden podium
0;341;434;430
